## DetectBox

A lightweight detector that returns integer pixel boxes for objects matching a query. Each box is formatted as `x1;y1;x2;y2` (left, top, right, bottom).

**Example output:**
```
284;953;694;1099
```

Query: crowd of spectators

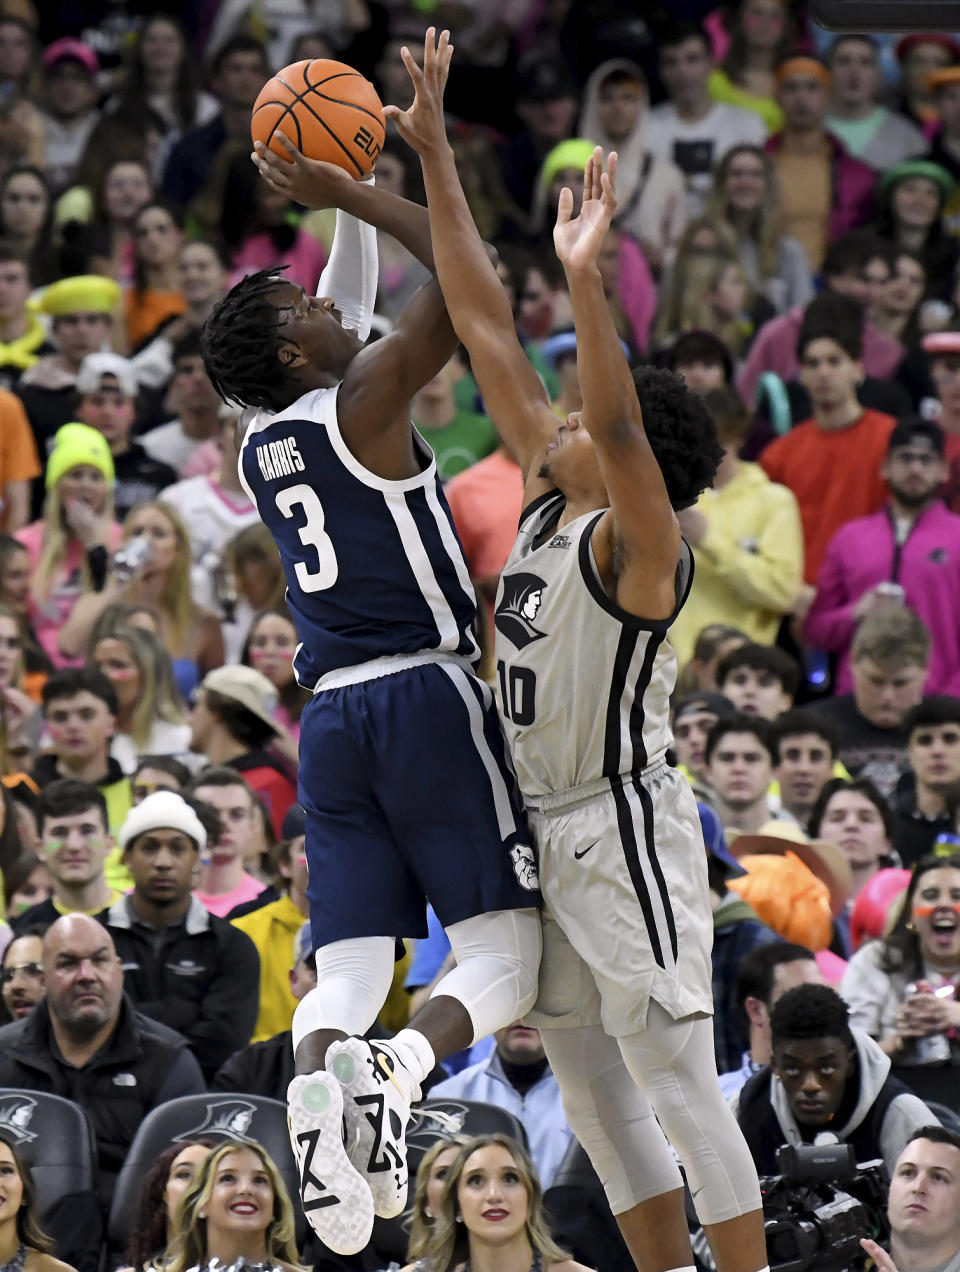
1;2;960;1271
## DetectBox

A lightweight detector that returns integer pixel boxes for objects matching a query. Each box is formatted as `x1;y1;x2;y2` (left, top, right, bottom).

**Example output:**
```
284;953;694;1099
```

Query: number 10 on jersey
497;660;537;726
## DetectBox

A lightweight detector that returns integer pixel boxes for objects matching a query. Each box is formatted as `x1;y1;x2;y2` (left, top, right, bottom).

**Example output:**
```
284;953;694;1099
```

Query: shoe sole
328;1038;412;1219
287;1072;375;1254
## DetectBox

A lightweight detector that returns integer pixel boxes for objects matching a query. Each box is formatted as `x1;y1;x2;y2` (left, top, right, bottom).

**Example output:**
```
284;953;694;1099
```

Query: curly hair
200;267;301;411
770;984;855;1050
632;367;724;510
123;1140;211;1272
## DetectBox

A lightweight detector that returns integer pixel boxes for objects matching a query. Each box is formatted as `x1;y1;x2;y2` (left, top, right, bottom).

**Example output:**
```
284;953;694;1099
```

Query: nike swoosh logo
574;840;600;860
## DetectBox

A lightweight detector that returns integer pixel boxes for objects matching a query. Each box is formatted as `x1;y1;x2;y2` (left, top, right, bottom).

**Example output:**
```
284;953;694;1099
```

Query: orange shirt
0;389;40;528
125;287;187;350
760;409;895;583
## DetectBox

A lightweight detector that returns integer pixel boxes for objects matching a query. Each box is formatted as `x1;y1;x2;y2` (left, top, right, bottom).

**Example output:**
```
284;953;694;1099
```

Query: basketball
251;59;385;178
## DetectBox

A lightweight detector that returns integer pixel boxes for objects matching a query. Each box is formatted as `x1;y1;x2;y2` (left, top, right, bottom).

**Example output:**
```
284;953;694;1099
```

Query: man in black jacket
0;913;204;1202
107;790;260;1080
735;984;937;1175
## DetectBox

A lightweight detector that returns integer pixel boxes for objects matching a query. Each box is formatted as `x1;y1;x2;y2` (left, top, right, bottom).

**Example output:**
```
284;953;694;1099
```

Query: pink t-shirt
230;229;328;293
15;519;123;667
194;873;266;918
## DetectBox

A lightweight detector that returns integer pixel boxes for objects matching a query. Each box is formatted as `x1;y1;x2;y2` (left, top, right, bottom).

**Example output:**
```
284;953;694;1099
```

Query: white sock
384;1028;436;1083
661;1266;696;1272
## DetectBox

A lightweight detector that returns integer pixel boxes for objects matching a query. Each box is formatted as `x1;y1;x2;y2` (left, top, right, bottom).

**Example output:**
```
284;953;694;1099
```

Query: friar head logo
405;1101;470;1150
0;1096;37;1143
177;1100;258;1142
495;572;548;649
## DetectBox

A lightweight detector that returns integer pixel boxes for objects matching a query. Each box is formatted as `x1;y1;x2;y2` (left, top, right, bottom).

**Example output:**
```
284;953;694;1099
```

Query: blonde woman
164;1141;302;1272
89;624;190;773
412;1134;591;1272
706;144;813;313
14;423;122;669
0;1132;76;1272
654;252;765;361
402;1137;471;1271
59;500;224;699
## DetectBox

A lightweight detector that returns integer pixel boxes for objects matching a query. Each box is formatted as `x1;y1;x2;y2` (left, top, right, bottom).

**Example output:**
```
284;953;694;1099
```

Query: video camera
759;1143;889;1272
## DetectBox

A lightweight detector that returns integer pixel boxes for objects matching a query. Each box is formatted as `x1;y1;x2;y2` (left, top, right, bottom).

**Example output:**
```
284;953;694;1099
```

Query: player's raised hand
382;27;453;157
553;147;618;274
252;133;354;209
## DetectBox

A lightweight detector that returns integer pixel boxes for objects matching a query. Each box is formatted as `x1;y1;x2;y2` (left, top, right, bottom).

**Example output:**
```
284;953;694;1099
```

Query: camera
111;534;153;582
759;1144;889;1272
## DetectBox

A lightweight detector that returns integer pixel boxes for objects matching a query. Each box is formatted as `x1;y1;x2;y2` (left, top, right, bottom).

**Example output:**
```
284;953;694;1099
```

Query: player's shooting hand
553;147;618;274
382;26;453;157
252;133;353;209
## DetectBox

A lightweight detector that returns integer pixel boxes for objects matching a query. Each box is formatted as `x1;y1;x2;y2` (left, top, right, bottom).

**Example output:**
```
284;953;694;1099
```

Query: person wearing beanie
870;160;959;302
14;421;122;669
17;274;122;497
105;789;260;1081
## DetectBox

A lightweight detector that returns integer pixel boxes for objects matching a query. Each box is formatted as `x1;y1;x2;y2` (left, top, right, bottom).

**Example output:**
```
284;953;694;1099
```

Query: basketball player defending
200;146;541;1255
385;31;769;1272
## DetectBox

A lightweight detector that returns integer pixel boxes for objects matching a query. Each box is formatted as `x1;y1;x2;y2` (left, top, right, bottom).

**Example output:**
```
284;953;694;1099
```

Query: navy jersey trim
577;513;695;631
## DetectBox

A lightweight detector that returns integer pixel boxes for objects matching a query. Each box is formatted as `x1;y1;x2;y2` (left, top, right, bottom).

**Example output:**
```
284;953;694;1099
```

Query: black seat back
108;1092;305;1252
544;1138;634;1272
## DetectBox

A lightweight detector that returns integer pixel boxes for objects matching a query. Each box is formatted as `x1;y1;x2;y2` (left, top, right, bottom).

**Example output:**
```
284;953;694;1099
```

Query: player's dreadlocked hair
632;367;724;510
200;266;299;411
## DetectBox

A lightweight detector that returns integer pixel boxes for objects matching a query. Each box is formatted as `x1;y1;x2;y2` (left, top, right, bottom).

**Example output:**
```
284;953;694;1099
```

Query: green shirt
415;410;499;481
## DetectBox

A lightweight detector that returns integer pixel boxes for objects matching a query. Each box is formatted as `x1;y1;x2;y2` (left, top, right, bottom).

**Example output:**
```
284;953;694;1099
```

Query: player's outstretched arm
556;149;681;621
384;28;556;480
253;135;436;271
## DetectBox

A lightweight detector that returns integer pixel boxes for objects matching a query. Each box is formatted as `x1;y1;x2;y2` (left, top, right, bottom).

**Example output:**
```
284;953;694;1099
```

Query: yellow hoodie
670;462;804;669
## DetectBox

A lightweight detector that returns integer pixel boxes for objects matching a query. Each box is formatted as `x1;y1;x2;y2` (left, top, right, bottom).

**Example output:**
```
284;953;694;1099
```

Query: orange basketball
251;59;384;178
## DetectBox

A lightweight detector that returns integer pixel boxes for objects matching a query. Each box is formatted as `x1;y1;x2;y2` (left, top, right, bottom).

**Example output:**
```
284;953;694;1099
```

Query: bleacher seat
544;1138;634;1272
0;1089;100;1272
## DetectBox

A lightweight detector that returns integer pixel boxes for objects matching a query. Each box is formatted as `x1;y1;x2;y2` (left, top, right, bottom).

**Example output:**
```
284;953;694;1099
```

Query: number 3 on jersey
497;660;537;726
276;484;338;592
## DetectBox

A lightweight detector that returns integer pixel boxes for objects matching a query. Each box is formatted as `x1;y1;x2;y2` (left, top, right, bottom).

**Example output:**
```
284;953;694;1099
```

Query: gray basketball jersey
494;491;692;799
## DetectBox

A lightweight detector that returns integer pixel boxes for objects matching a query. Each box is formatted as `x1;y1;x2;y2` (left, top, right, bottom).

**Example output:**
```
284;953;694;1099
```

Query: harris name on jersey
254;435;306;481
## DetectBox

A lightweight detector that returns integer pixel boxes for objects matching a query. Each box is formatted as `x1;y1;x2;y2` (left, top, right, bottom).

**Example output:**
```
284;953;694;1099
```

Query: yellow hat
46;422;115;491
35;274;121;319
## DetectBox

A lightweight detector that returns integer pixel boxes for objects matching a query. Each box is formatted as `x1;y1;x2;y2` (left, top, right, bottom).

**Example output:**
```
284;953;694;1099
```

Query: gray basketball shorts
524;759;714;1037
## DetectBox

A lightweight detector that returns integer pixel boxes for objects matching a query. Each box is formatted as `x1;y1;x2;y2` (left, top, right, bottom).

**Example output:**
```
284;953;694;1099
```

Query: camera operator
861;1127;960;1272
736;984;939;1174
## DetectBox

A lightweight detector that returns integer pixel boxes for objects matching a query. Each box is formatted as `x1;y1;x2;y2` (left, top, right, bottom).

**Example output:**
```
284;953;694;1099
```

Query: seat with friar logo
370;1097;529;1265
0;1089;101;1272
108;1093;306;1253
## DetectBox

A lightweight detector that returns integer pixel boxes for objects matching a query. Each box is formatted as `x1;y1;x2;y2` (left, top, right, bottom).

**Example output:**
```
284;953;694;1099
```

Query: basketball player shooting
199;130;541;1255
386;30;769;1272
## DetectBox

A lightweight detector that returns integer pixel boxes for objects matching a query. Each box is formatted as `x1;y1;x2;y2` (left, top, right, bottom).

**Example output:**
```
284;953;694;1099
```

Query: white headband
119;790;207;853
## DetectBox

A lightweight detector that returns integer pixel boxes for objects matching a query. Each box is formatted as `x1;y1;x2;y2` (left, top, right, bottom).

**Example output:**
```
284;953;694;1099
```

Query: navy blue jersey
238;386;480;688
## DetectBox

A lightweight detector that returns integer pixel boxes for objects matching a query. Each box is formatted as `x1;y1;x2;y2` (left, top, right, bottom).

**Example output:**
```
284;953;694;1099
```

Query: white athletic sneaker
326;1036;422;1219
287;1071;375;1254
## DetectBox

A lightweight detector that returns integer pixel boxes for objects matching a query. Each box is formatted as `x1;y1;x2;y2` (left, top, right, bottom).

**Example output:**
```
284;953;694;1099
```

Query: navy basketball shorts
298;659;540;948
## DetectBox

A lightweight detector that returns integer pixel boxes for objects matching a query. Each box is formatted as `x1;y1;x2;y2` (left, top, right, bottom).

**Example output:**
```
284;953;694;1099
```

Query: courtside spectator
0;913;204;1202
